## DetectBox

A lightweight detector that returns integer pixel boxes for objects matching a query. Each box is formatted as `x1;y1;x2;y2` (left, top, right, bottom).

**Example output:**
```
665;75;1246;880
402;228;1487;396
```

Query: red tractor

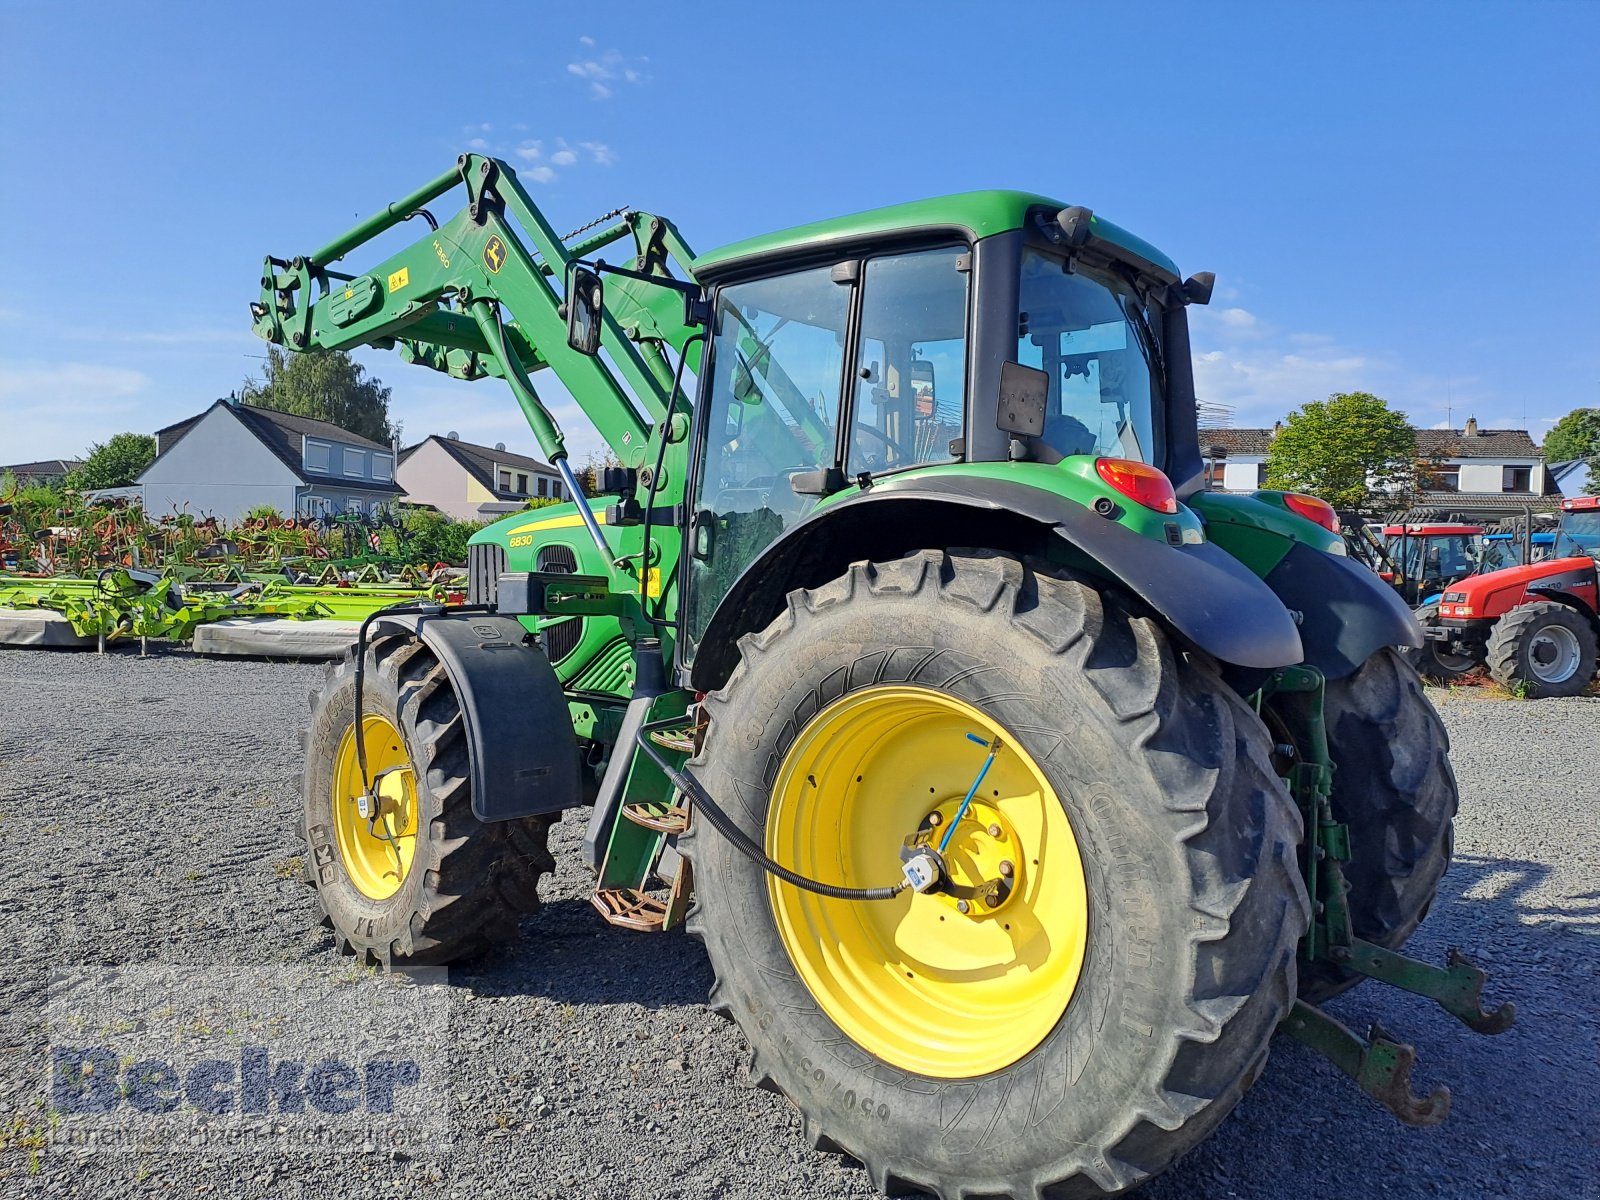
1412;495;1600;696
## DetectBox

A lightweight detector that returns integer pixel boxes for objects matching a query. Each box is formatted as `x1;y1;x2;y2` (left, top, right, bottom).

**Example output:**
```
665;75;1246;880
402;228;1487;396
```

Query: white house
1201;418;1553;514
395;434;568;523
140;399;403;522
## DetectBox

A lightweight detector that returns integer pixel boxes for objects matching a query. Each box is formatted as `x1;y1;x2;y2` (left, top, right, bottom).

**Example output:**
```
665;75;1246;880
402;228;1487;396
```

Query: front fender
372;611;583;820
689;476;1303;690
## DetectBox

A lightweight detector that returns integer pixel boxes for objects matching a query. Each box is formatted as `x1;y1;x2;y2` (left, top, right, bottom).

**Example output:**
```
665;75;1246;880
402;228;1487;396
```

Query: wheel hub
332;714;419;900
911;798;1024;917
1529;625;1580;683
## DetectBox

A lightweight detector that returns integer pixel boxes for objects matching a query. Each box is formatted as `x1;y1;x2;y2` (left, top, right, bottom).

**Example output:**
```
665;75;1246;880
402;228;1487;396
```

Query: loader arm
251;154;700;470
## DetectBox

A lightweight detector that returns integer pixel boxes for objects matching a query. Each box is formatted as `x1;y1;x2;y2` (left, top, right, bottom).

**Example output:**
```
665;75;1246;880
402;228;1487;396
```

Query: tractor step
647;726;698;753
1281;1000;1451;1127
591;886;669;931
621;797;690;833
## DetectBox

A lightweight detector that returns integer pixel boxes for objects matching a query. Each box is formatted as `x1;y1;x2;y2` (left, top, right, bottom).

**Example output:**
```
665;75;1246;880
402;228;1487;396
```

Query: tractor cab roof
691;189;1181;282
1382;524;1482;536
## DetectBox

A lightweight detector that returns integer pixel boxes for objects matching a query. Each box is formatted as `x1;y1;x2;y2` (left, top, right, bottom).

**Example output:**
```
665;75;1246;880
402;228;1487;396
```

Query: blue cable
938;733;1001;854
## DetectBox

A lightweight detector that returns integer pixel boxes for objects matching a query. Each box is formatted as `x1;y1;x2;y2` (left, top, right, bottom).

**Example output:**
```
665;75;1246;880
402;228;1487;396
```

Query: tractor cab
672;193;1218;665
1379;522;1484;605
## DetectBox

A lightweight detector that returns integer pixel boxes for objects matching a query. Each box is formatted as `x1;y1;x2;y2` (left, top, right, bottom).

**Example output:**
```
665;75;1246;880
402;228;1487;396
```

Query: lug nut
955;900;970;914
999;860;1014;877
987;823;1002;838
927;812;942;826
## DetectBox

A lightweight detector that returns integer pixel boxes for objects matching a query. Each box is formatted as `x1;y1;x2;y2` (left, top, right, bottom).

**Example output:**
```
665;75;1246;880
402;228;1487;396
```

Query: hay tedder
254;155;1511;1197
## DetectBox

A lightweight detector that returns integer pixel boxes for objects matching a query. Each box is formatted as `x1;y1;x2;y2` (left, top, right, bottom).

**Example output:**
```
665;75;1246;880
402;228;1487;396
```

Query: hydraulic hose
635;331;703;633
635;715;906;902
350;602;494;794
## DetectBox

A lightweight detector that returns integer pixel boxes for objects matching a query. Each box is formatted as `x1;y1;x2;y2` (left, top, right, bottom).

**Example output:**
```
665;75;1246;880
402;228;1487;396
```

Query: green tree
1542;407;1600;464
240;347;399;443
67;432;157;490
1263;391;1417;511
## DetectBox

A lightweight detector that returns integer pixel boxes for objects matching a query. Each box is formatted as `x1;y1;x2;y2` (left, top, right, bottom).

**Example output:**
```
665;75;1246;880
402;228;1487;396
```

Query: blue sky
2;2;1597;466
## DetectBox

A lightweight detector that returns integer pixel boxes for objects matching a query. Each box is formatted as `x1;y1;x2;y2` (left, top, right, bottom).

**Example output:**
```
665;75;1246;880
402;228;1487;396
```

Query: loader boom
251;154;700;471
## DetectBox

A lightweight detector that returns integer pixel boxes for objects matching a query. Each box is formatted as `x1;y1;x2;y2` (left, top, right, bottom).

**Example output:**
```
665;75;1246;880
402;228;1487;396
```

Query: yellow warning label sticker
388;267;410;293
641;567;661;598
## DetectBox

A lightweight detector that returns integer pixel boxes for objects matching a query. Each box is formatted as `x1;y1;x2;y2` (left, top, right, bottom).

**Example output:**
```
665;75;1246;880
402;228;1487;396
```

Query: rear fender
1261;542;1422;680
688;476;1304;691
373;612;583;820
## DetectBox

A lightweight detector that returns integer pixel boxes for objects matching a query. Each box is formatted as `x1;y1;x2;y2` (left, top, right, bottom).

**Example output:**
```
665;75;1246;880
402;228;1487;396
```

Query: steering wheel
851;421;914;470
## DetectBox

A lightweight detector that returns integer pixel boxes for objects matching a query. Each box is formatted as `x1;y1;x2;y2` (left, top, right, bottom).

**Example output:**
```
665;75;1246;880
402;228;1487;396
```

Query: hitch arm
1281;1001;1451;1127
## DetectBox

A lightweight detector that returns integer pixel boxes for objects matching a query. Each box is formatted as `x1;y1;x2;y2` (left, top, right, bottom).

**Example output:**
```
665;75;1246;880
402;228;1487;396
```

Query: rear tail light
1283;492;1341;533
1094;458;1178;515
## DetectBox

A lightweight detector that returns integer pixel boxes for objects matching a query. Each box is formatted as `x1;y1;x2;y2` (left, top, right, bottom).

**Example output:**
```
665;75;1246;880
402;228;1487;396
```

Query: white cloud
466;137;489;150
549;148;578;167
565;44;649;101
525;165;557;184
1216;307;1258;330
1192;345;1375;427
579;140;616;166
514;140;543;162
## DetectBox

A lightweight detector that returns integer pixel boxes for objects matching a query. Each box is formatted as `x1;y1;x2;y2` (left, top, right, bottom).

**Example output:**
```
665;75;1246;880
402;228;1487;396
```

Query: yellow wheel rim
331;713;419;901
765;686;1089;1079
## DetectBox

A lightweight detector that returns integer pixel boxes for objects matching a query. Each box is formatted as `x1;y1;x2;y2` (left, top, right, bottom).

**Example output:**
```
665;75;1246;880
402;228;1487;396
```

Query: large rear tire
1485;600;1598;698
300;633;555;966
681;551;1308;1199
1296;648;1457;1002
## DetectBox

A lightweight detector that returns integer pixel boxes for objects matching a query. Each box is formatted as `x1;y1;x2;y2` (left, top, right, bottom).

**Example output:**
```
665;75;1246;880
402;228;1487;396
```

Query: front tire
1403;604;1477;682
301;633;555;966
682;551;1308;1199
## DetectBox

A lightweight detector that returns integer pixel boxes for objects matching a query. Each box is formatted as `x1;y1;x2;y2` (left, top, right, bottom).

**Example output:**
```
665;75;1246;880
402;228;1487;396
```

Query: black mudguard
1262;541;1422;681
373;612;583;821
689;476;1304;691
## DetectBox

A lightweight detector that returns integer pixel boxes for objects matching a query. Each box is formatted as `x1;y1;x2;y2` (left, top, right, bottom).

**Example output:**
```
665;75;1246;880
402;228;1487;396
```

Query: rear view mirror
565;266;604;356
997;361;1049;438
910;360;936;416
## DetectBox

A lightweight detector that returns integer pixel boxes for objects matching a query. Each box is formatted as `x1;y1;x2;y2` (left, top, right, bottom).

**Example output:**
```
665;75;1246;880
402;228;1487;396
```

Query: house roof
1198;425;1543;460
1405;492;1563;517
1199;429;1275;456
2;458;83;479
1414;428;1541;458
400;434;558;501
147;400;403;493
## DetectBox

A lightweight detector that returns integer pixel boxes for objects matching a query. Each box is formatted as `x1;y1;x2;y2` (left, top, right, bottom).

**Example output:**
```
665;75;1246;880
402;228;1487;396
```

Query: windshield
1016;249;1163;464
1397;534;1481;585
1562;510;1600;557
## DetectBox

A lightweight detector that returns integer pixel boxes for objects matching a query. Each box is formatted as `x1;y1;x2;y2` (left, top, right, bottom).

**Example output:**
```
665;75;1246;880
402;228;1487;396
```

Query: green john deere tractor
254;155;1511;1198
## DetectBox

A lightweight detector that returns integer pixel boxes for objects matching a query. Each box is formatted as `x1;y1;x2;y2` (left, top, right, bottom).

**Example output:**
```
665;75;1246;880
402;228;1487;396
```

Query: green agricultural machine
254;155;1511;1198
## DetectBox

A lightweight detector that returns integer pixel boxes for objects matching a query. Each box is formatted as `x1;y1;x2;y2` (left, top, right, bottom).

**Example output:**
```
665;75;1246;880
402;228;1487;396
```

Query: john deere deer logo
483;236;507;274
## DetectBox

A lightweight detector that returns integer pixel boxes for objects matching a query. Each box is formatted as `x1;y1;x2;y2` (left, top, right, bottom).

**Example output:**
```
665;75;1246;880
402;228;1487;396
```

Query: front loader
254;154;1511;1199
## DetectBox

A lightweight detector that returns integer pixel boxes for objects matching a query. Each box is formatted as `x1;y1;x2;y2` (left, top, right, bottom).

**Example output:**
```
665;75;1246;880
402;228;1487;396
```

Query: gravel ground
0;645;1595;1199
